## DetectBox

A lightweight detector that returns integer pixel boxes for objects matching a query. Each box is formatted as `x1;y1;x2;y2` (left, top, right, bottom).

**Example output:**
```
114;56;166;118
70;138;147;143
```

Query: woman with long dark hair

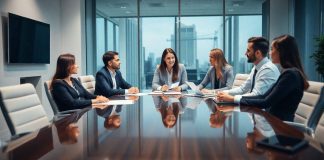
152;48;188;92
198;48;234;93
218;35;309;121
51;53;109;111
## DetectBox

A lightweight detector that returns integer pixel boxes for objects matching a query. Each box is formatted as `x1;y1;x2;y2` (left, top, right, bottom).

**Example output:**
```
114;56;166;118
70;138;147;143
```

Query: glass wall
94;0;263;89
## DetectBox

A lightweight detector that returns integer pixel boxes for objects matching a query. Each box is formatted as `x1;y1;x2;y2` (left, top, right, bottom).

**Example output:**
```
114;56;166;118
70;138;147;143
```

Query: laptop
185;81;215;97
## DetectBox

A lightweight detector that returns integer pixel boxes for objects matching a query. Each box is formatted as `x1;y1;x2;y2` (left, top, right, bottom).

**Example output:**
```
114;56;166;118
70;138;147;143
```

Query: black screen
8;13;50;64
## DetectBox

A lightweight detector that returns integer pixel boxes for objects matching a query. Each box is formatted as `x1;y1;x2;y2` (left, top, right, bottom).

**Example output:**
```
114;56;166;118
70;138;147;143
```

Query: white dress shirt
224;57;280;103
108;68;128;94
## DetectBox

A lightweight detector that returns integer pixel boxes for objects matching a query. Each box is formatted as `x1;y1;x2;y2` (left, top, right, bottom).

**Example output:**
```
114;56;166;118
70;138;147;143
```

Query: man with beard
217;37;280;103
95;51;139;97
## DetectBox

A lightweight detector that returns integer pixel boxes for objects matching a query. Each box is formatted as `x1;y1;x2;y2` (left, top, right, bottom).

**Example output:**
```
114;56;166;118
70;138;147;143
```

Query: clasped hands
128;87;139;94
215;91;234;102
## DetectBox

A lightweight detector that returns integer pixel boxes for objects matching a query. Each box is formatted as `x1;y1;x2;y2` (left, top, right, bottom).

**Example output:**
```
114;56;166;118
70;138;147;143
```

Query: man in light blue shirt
217;37;280;103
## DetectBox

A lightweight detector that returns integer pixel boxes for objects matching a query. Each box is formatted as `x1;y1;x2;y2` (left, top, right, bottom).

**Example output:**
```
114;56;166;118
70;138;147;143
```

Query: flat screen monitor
8;13;50;64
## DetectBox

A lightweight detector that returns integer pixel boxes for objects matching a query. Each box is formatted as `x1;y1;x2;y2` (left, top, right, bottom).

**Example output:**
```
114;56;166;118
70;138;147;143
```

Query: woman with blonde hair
198;48;234;93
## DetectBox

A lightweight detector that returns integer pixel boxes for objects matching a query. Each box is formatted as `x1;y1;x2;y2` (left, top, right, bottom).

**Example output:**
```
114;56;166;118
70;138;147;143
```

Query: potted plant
311;35;324;80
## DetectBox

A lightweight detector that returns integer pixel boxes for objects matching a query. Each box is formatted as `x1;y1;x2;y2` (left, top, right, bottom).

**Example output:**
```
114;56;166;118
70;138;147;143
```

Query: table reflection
96;105;122;130
152;95;187;128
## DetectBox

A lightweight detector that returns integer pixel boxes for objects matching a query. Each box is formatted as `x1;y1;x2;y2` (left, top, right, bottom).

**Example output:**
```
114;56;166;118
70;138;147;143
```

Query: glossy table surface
1;93;324;160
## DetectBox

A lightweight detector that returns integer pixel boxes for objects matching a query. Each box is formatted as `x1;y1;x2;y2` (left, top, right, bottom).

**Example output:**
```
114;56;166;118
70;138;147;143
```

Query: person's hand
216;105;234;112
217;92;234;102
161;95;169;102
128;95;139;101
92;104;109;109
161;85;169;92
96;95;109;103
128;87;139;94
201;89;211;94
172;86;181;92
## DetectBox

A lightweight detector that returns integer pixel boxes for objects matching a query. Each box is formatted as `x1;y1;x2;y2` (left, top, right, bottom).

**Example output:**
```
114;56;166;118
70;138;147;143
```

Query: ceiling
96;0;265;17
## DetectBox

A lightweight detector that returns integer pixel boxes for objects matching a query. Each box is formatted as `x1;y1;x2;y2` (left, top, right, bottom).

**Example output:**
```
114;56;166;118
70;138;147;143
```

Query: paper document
186;97;203;110
185;81;215;97
126;93;148;96
149;91;182;95
94;100;135;106
170;82;179;89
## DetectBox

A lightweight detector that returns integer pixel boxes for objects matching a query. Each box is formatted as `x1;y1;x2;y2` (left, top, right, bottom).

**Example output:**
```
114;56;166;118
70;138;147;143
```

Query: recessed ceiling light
121;6;126;9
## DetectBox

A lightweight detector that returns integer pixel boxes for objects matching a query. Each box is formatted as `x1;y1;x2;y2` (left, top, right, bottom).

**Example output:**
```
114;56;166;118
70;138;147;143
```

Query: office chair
294;81;324;124
0;83;49;136
232;73;249;89
78;75;96;94
286;86;324;136
44;81;80;116
314;113;324;144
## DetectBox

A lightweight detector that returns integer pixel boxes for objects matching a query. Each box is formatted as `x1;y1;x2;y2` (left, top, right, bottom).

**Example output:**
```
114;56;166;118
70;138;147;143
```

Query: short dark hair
248;37;269;57
102;51;118;66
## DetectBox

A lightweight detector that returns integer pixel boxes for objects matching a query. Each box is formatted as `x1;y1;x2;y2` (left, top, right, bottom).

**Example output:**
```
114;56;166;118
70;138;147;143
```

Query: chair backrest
232;73;249;88
44;80;60;115
307;87;324;130
0;109;11;141
0;83;49;135
314;113;324;144
294;81;324;125
78;75;96;94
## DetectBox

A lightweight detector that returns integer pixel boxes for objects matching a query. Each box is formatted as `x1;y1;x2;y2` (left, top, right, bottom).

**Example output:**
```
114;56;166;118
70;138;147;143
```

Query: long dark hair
160;102;180;128
272;35;309;90
50;53;75;88
159;48;179;82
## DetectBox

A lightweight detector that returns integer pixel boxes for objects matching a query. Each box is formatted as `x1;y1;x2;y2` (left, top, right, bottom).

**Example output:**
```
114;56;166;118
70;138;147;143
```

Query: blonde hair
209;48;229;80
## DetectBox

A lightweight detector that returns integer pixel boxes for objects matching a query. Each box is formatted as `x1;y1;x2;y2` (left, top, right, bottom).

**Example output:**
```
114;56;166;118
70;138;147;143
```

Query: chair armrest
284;121;314;137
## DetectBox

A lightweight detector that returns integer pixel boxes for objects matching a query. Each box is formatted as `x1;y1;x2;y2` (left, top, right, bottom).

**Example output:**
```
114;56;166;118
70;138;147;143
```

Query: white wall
0;0;85;120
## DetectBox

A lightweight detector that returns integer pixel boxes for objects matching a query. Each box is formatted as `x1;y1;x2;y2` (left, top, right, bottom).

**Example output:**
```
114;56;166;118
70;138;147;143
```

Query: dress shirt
157;68;173;91
108;68;128;94
224;57;280;103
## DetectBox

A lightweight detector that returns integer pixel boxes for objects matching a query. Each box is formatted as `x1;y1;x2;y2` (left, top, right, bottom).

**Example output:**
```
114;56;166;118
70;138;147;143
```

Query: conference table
1;92;324;160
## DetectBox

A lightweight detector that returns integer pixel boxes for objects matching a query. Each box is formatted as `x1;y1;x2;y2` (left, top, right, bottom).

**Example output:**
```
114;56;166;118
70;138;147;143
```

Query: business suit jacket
152;64;188;91
52;78;96;111
240;68;304;121
95;67;132;97
198;65;234;90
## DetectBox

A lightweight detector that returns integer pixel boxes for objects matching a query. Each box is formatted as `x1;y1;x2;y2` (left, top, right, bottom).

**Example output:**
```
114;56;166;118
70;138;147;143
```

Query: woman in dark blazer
218;35;309;121
198;48;234;93
51;53;109;111
152;48;188;91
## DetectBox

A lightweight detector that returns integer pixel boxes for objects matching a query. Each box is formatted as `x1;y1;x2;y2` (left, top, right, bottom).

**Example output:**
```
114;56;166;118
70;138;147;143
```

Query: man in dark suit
95;51;139;97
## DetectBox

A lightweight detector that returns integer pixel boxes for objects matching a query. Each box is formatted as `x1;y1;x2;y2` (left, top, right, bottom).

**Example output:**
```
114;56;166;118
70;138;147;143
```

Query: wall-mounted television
8;13;50;64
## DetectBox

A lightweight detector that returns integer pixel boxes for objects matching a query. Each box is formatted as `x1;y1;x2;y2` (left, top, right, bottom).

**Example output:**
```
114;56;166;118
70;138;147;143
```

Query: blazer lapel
104;68;114;88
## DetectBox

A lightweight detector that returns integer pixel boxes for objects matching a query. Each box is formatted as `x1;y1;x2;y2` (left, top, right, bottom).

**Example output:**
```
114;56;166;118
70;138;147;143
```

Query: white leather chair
0;83;49;136
232;73;249;88
314;113;324;144
78;75;96;94
294;81;324;124
285;83;324;136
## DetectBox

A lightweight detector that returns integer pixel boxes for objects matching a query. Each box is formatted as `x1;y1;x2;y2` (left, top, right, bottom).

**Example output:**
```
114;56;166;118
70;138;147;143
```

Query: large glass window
94;0;263;88
142;17;175;88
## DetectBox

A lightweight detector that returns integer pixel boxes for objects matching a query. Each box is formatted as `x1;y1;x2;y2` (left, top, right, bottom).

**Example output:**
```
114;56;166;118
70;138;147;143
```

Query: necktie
250;69;258;93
